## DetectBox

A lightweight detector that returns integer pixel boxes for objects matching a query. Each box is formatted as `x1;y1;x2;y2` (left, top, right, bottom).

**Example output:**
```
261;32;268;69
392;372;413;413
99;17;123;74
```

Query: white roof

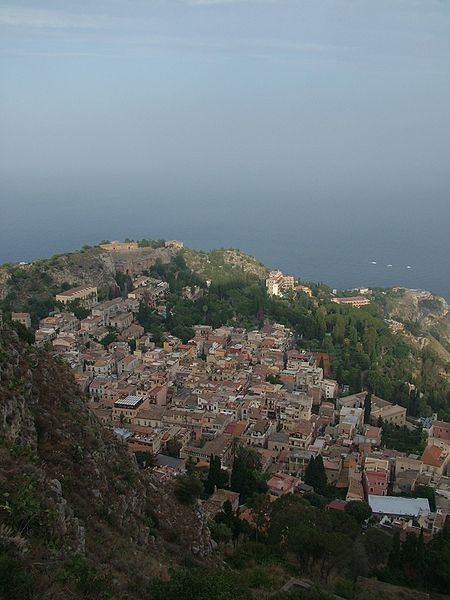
368;495;430;517
114;395;144;408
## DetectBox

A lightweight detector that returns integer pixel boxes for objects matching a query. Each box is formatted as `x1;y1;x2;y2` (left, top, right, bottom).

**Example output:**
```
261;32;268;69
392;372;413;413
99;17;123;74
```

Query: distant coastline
1;239;449;304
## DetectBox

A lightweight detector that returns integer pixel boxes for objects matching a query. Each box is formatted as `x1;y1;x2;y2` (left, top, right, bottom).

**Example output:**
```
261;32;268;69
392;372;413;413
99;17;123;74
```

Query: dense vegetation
0;262;65;323
379;420;427;455
156;491;450;599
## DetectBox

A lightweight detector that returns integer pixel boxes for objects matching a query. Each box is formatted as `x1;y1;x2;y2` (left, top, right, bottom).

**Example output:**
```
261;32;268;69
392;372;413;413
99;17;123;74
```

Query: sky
1;0;449;182
0;1;449;294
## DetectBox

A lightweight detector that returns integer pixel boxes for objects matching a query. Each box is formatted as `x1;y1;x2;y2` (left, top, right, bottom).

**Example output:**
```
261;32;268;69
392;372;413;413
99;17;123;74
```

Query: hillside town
10;259;450;544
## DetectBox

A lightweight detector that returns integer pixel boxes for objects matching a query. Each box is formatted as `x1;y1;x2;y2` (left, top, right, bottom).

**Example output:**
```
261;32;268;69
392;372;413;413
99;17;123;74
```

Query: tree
388;529;401;569
313;455;328;496
209;522;233;544
380;421;426;454
250;493;271;541
0;546;35;600
185;457;196;476
265;374;283;385
205;455;228;495
230;446;267;501
134;451;154;469
10;321;35;344
214;500;244;543
166;437;182;458
363;527;392;568
150;567;250;600
174;475;203;505
415;484;436;511
364;391;372;424
304;455;327;496
304;456;316;489
423;518;450;593
344;501;372;525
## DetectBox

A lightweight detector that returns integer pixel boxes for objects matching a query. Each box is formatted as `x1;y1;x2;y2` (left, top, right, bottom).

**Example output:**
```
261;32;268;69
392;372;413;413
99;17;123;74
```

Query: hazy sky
1;0;449;186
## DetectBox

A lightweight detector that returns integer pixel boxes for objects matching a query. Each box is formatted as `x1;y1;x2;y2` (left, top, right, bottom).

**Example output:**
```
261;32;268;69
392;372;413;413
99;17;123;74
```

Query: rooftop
114;395;144;408
56;285;97;297
368;495;430;516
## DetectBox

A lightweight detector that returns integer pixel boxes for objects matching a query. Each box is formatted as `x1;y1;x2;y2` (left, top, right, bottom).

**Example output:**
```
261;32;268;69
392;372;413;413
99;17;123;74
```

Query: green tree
185;457;196;476
363;527;392;568
230;446;267;501
205;455;228;495
304;455;327;496
414;484;436;511
250;493;271;541
174;475;203;505
210;521;233;544
388;529;401;569
134;451;154;469
166;437;182;458
150;567;250;600
344;501;372;525
10;321;35;344
0;546;35;599
214;500;244;542
364;391;372;424
423;518;450;593
380;421;426;454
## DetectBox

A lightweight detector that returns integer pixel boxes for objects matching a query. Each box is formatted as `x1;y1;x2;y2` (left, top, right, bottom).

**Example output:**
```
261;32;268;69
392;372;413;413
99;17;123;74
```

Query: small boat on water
371;261;377;265
387;264;393;267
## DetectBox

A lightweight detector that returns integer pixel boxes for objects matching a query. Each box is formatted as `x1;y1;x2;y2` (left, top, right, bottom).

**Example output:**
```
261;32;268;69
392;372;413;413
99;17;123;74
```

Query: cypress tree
364;391;372;424
304;456;316;489
304;455;327;496
314;455;328;496
205;455;227;494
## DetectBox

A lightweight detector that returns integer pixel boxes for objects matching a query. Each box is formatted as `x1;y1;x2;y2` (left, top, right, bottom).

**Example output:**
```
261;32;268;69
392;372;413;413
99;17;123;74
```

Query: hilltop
0;243;176;324
0;242;268;325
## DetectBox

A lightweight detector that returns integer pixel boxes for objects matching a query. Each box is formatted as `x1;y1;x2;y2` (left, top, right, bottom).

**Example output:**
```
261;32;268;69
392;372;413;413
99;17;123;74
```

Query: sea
1;175;449;299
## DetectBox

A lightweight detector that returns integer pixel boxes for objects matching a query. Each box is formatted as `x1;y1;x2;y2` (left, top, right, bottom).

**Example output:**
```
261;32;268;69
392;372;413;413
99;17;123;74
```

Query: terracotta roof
327;499;347;511
421;445;447;467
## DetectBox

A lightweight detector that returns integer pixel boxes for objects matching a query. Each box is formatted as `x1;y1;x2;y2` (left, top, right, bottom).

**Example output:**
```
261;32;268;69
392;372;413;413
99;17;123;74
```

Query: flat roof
368;495;430;516
114;395;144;408
153;454;185;469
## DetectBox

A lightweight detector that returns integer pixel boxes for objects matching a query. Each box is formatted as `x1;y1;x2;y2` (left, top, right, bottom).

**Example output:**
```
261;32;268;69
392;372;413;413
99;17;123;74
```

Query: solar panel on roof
114;395;144;407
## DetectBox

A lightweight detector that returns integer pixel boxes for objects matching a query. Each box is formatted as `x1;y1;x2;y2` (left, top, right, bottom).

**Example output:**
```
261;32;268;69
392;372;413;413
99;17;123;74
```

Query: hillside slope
0;325;213;599
0;244;176;324
376;288;450;376
183;247;268;282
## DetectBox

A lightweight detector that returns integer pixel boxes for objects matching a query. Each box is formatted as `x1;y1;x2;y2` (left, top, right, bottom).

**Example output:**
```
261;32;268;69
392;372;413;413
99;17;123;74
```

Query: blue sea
1;175;449;298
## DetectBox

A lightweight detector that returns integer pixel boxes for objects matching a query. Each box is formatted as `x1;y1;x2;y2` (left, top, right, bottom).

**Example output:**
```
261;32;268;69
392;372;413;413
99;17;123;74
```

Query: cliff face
382;289;450;367
0;329;36;447
0;326;213;599
0;244;179;325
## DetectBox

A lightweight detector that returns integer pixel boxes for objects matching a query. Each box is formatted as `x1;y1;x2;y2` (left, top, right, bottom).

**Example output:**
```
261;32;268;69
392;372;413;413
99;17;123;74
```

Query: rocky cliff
0;325;213;599
0;244;177;324
381;288;450;367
